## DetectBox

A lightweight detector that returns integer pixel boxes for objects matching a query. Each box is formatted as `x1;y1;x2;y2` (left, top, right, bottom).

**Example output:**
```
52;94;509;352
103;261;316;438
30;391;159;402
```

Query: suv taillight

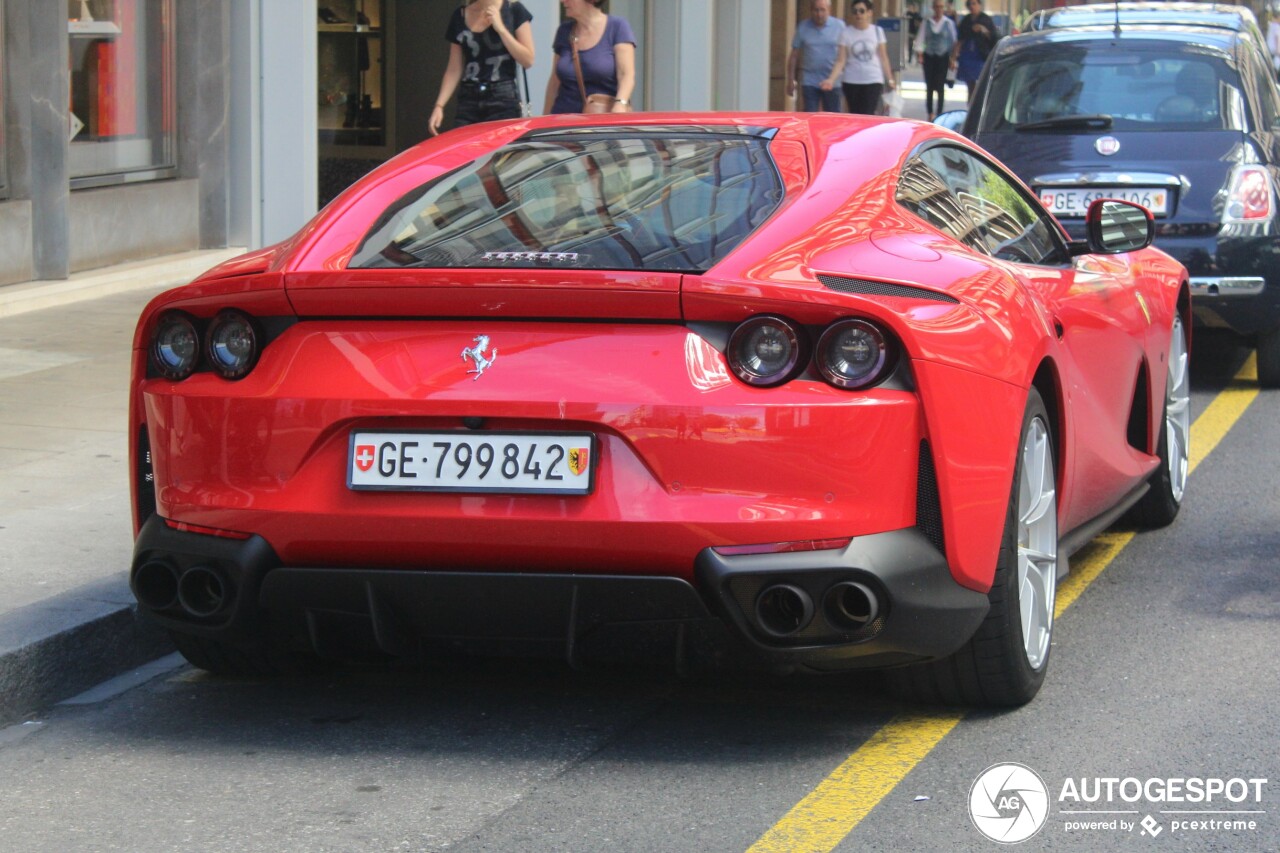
1224;166;1273;223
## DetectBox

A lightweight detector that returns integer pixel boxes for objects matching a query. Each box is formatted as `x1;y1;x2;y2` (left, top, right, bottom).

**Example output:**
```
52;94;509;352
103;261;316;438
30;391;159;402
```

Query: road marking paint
746;352;1262;853
1056;531;1132;618
745;713;963;853
1188;352;1257;477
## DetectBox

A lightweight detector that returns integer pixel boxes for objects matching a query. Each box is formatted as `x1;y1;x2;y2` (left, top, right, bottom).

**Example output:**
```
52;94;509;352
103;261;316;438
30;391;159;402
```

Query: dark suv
958;6;1280;384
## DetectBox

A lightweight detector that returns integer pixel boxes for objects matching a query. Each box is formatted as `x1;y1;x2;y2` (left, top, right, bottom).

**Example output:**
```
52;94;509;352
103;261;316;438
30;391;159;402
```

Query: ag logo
969;763;1050;844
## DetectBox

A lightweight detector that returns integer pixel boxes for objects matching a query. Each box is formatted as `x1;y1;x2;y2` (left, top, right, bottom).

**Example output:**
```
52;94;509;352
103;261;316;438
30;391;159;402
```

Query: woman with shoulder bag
545;0;637;114
430;0;535;136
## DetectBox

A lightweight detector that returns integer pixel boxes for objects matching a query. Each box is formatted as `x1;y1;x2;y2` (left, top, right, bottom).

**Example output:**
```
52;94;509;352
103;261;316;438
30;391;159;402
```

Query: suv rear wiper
1016;114;1113;132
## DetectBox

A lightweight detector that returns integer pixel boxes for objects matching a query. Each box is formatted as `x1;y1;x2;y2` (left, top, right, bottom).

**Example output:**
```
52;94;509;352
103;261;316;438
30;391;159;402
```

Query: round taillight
205;311;259;380
150;313;199;380
816;319;891;389
727;316;805;387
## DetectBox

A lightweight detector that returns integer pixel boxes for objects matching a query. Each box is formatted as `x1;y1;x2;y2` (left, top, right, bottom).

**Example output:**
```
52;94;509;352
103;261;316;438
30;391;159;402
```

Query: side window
918;146;1064;265
895;159;986;251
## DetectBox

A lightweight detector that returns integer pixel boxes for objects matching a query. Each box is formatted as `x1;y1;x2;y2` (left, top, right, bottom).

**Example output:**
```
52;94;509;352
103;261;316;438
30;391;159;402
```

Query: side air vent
916;441;946;554
818;275;959;304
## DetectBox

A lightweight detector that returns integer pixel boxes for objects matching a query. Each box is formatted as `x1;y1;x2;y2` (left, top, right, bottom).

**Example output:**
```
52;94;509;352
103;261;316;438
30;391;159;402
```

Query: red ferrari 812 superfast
129;113;1190;706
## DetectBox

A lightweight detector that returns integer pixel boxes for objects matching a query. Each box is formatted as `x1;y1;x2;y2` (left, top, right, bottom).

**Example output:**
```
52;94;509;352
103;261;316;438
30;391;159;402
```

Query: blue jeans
801;85;843;112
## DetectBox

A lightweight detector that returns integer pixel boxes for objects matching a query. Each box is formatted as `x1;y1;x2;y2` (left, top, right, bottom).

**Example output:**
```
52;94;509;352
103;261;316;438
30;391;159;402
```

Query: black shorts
455;80;523;128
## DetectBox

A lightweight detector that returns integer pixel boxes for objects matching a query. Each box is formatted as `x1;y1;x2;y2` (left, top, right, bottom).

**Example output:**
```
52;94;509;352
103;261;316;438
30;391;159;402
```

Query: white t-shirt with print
838;24;886;85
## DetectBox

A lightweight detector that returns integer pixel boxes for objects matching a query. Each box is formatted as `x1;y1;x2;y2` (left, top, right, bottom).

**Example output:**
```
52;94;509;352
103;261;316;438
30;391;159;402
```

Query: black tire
888;388;1058;707
1129;316;1189;529
1257;328;1280;389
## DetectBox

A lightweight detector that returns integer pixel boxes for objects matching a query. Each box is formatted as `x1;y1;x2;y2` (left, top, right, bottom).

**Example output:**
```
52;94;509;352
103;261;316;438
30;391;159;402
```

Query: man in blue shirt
787;0;846;111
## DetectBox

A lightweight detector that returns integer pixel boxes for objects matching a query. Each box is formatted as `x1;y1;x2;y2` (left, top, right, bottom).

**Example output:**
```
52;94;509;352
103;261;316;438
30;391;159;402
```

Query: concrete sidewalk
0;248;242;724
0;73;946;725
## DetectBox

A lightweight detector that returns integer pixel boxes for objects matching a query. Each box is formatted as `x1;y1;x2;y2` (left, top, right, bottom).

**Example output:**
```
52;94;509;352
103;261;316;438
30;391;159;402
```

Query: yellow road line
746;353;1262;853
1188;352;1257;477
1055;530;1133;617
745;713;963;853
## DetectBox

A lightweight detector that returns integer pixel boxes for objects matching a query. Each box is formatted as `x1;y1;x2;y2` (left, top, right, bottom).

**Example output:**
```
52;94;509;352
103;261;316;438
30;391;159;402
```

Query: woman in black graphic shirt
430;0;535;135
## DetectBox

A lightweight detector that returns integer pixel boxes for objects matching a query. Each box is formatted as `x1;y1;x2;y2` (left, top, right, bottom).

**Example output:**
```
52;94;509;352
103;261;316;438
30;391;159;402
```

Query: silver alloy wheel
1017;417;1057;671
1165;315;1190;503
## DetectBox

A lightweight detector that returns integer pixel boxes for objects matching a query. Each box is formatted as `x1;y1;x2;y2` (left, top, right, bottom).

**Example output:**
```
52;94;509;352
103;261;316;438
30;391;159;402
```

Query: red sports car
129;113;1189;706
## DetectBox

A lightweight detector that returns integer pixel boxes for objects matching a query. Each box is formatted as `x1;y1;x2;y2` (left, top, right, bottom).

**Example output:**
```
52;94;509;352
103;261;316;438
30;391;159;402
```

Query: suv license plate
1039;187;1170;218
348;431;595;494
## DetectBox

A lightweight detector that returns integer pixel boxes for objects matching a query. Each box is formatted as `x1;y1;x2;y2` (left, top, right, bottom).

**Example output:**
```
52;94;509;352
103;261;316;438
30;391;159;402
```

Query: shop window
318;0;389;151
67;0;176;188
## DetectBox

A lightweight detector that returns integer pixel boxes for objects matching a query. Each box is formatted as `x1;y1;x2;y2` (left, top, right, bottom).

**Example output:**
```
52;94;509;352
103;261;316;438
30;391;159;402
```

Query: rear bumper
1152;233;1280;336
132;517;989;671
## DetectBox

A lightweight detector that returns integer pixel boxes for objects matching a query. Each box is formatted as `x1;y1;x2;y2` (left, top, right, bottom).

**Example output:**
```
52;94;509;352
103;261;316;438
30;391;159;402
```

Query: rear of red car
129;119;988;675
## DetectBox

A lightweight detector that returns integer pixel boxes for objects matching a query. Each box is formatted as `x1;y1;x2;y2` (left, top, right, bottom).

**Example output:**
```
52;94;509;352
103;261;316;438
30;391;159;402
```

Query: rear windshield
350;135;785;273
979;44;1245;132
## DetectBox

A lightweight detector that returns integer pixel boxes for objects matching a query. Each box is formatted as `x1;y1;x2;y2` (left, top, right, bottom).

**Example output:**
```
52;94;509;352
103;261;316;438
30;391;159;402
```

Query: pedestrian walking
822;0;896;116
953;0;999;104
915;0;958;120
787;0;847;112
545;0;636;114
430;0;535;136
906;3;922;64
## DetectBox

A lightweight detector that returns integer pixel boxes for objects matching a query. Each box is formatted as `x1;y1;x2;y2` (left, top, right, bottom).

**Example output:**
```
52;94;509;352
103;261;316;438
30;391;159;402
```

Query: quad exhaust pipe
823;581;879;631
136;561;233;619
177;566;231;618
752;579;881;638
134;560;180;611
754;584;814;637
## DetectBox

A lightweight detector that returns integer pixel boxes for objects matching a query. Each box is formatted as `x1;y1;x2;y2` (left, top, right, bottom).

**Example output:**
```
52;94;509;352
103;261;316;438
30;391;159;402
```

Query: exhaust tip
177;566;231;618
754;584;815;637
134;560;180;611
823;581;879;631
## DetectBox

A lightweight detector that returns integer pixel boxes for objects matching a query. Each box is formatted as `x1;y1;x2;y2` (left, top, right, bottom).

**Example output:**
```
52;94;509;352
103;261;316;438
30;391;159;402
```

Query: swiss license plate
1039;187;1170;218
348;431;595;494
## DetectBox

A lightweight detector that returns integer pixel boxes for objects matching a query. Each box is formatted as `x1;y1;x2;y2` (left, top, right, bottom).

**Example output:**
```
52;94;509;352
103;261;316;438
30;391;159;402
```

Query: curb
0;576;174;725
0;249;245;724
0;247;246;319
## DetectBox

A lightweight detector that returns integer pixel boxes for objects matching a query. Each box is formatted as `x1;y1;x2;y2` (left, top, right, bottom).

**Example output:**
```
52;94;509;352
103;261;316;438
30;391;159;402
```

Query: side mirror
1082;198;1154;254
933;110;968;132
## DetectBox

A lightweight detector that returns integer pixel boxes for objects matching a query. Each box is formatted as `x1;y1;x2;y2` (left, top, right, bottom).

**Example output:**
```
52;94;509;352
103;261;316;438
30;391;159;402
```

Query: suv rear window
350;134;784;273
978;44;1245;132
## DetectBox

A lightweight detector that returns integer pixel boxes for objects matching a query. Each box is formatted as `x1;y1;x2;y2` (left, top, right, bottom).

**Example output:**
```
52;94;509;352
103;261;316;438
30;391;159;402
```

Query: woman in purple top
544;0;637;114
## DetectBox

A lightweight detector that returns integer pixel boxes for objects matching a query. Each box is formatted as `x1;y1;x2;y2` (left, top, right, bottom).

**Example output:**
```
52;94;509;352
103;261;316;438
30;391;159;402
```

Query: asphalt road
0;334;1275;853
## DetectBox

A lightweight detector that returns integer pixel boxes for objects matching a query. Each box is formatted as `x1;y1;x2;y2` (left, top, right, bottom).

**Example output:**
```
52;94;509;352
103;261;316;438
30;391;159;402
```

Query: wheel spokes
1017;416;1057;670
1165;316;1191;502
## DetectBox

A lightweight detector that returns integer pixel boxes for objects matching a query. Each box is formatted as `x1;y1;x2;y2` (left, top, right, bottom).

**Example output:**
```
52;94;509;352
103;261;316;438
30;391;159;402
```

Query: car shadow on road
1189;329;1253;389
54;651;943;765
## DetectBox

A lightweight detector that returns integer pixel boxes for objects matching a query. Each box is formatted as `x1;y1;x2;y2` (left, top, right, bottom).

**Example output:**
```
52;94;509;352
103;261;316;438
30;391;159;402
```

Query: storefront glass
67;0;176;188
318;0;389;150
